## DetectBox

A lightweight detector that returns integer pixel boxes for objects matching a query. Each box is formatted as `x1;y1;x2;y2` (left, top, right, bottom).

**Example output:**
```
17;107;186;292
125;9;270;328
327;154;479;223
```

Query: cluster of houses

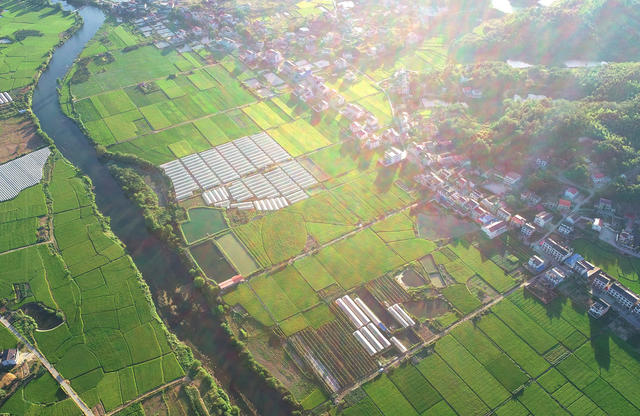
525;235;640;324
410;151;564;241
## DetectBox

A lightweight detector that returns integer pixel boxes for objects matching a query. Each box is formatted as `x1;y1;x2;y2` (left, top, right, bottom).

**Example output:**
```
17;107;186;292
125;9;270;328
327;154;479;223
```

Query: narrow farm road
0;240;52;257
0;317;95;416
247;199;422;283
106;376;187;416
334;278;530;401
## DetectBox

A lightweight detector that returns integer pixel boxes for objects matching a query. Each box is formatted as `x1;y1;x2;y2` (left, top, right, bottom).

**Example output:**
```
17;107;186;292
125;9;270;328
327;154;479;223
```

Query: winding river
33;4;291;415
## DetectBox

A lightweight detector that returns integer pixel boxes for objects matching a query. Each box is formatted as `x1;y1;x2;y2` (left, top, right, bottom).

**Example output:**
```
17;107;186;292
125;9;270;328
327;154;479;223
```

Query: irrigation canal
32;3;291;414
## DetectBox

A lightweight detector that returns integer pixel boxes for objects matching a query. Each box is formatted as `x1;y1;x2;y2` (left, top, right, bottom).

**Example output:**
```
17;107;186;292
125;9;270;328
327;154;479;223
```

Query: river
32;3;292;415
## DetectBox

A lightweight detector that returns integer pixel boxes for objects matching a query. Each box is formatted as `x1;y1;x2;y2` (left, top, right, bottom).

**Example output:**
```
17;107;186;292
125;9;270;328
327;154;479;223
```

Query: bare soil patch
0;116;44;163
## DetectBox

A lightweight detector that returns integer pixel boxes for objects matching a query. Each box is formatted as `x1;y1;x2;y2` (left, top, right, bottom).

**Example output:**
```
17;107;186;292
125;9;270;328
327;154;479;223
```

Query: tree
565;163;589;185
193;276;205;289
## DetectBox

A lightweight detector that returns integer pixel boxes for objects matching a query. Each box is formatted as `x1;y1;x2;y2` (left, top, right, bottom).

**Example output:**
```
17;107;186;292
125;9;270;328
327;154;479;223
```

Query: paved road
0;317;95;416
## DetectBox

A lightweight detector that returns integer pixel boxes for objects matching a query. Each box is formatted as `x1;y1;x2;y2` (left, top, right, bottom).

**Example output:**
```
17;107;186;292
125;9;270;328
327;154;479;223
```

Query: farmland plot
0;156;185;413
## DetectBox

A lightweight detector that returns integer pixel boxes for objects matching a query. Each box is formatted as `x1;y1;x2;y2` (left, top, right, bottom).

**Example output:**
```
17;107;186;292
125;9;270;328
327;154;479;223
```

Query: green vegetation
0;183;46;252
573;238;640;293
448;241;515;292
363;375;418;416
0;0;76;90
269;119;332;156
0;156;185;413
440;284;481;314
181;207;228;243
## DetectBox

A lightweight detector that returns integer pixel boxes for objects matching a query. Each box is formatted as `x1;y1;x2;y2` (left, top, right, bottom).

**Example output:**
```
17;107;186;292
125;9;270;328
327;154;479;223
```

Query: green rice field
0;155;185;414
340;286;640;416
0;0;76;90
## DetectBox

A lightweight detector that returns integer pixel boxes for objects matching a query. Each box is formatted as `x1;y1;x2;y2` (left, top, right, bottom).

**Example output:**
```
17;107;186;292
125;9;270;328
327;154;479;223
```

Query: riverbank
32;2;298;414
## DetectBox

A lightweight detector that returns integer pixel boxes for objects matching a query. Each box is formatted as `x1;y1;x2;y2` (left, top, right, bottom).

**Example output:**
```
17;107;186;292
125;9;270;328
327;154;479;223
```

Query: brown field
0;116;44;163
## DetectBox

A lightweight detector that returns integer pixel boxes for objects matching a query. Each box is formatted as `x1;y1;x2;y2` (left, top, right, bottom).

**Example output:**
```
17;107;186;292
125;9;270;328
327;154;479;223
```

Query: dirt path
0;240;52;257
106;376;187;416
221;199;422;291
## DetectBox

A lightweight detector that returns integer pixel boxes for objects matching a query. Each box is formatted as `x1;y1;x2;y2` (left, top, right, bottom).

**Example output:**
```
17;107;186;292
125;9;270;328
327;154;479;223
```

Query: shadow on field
590;327;611;371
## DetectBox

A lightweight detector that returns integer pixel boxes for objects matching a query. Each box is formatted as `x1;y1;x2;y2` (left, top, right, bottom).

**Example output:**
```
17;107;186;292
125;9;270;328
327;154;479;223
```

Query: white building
381;147;407;167
540;238;573;262
482;220;508;239
544;267;566;288
534;211;554;227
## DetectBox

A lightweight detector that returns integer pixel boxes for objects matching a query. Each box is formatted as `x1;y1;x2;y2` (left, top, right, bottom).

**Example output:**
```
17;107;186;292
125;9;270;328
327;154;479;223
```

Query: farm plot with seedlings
324;77;379;102
339;280;637;416
0;155;185;414
79;23;142;58
0;0;76;91
242;101;291;130
289;318;379;393
365;37;448;82
70;46;197;99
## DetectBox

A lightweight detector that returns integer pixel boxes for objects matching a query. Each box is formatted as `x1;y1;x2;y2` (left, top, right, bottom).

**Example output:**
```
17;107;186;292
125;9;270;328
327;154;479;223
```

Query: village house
312;100;329;113
496;207;512;221
591;171;610;186
609;283;639;309
482;220;508;239
540;238;573;262
589;299;610;318
510;215;526;228
521;222;536;238
0;349;18;367
596;198;614;213
393;69;410;96
503;172;522;187
381;147;407;167
617;230;635;249
592;271;611;291
564;187;579;200
528;255;546;273
534;211;554;228
557;199;571;212
520;191;542;205
462;86;483;99
364;114;379;132
363;135;381;149
264;49;283;67
558;222;574;236
340;103;365;121
334;57;348;72
592;218;603;232
544;267;566;288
